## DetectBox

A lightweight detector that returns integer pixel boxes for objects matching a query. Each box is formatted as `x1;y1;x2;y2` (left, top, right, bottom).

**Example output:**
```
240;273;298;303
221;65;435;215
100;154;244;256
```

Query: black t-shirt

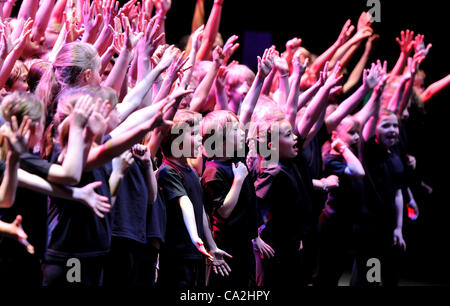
322;150;365;224
146;188;167;243
111;159;149;243
46;139;113;260
254;157;313;250
0;152;51;259
157;159;205;259
361;137;406;231
201;158;260;248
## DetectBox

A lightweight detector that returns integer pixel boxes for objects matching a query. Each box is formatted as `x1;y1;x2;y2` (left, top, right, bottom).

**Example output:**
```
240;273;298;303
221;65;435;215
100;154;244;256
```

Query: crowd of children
0;0;448;288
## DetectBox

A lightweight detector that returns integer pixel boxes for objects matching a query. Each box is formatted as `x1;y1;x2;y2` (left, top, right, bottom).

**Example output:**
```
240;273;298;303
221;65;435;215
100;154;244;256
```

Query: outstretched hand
210;248;232;277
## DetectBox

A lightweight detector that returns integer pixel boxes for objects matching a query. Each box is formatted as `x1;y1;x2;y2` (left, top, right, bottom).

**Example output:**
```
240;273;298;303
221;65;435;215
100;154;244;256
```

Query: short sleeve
19;152;51;179
324;156;347;177
157;167;187;202
255;168;279;200
202;166;229;211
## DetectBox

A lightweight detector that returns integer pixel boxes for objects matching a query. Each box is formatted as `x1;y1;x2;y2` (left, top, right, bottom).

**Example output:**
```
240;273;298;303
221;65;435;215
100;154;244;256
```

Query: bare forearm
297;84;331;140
190;63;220;112
191;0;205;33
390;52;407;78
261;68;276;96
32;0;55;43
326;84;369;132
395;189;404;230
422;74;450;102
104;48;132;95
197;2;223;61
18;0;39;20
297;83;321;111
100;46;115;75
240;73;265;126
286;72;302;128
341;148;365;177
50;0;67;24
277;73;290;107
343;48;371;94
0;154;20;208
216;178;244;219
94;26;113;57
310;42;340;77
179;196;202;243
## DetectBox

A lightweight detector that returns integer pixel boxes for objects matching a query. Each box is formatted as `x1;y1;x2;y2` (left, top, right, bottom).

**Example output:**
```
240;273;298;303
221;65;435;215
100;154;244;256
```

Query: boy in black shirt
157;109;231;288
201;110;266;288
352;109;407;286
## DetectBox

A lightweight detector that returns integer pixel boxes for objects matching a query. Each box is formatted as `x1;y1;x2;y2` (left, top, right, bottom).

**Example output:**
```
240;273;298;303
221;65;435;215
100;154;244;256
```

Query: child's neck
167;156;189;168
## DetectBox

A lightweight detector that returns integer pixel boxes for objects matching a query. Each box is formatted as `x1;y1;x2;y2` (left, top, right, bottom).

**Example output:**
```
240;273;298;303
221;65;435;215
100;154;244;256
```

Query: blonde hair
225;64;255;89
0;92;44;160
36;42;101;122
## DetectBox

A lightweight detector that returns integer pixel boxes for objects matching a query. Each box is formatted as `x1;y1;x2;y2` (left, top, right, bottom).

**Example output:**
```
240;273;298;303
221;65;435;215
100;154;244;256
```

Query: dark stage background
163;0;450;286
12;0;449;285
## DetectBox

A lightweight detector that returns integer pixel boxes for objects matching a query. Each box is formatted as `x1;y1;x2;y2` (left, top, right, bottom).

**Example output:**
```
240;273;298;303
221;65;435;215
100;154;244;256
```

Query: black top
111;159;149;243
322;150;365;225
201;158;260;248
157;159;205;259
146;189;167;243
46;138;113;260
0;153;51;259
254;156;313;250
361;137;406;231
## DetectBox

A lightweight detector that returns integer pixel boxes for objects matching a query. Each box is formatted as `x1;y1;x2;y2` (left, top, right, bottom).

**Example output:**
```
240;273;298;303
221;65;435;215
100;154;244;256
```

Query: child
351;108;407;286
157;109;231;288
201;110;269;288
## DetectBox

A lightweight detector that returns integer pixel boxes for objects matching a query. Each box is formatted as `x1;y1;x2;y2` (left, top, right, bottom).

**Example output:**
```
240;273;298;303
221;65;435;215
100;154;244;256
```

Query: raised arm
47;95;95;185
115;45;177;126
196;0;224;61
422;74;450;102
31;0;55;45
354;61;388;127
103;20;143;95
390;30;415;79
309;19;353;78
0;116;31;208
17;0;39;20
286;53;308;129
297;62;343;142
326;62;381;132
81;0;104;45
191;0;205;32
239;47;274;126
0;19;32;89
273;55;290;107
343;34;378;94
189;46;224;112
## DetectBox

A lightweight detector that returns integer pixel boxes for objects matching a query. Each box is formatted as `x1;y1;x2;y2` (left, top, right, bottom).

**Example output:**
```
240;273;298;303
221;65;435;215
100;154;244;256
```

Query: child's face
334;117;360;149
276;120;298;159
228;79;251;104
376;114;399;149
11;72;29;92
